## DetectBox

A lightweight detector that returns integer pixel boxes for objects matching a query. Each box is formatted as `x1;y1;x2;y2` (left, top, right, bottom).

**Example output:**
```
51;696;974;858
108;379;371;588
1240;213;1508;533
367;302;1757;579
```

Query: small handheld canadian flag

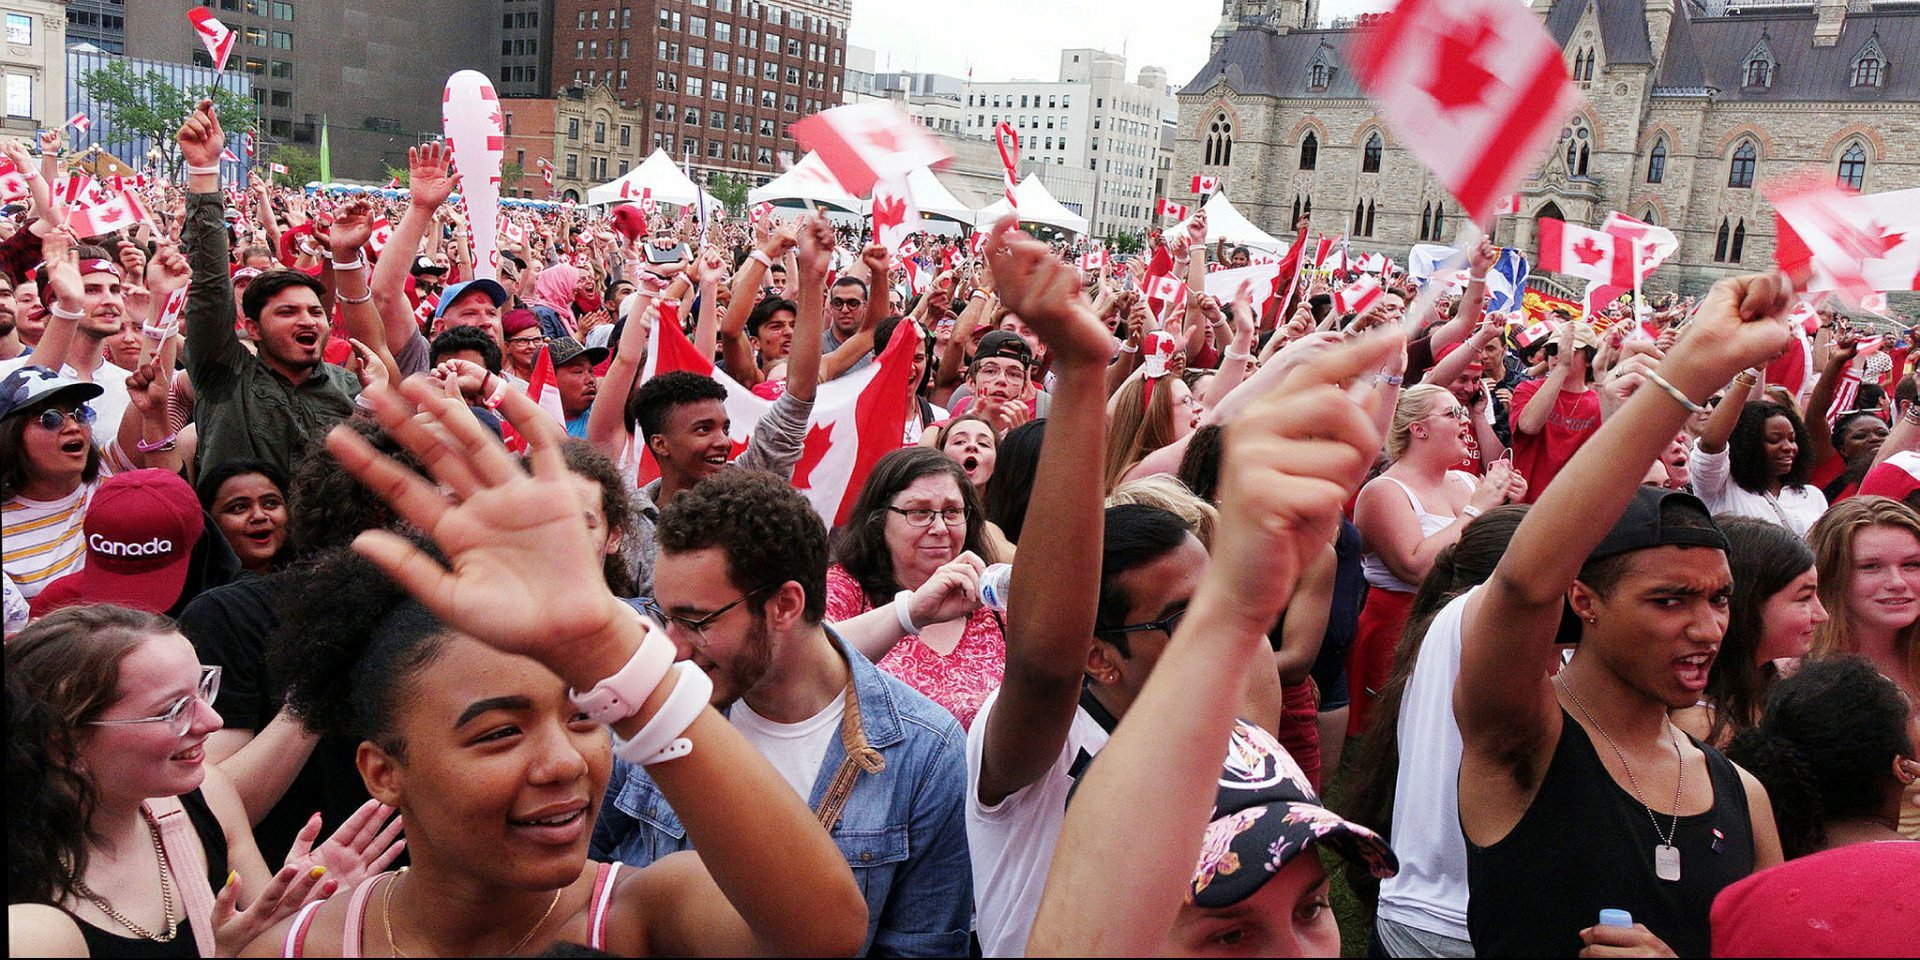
64;113;90;135
789;101;951;196
750;201;774;224
1156;198;1189;221
1190;175;1219;194
1077;249;1108;272
219;148;239;163
188;8;237;72
0;158;29;202
1146;273;1183;303
67;189;152;239
366;218;393;256
1333;274;1385;316
1494;194;1522;216
385;176;400;189
268;162;289;175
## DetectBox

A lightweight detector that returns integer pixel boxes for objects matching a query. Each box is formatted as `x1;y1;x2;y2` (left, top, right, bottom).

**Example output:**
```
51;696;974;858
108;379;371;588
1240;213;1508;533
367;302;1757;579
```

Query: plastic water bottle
1598;909;1634;929
979;563;1013;613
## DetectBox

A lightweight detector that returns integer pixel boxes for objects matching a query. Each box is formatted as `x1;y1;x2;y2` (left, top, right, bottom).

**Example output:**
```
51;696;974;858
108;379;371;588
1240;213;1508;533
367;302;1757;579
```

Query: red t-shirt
1509;378;1601;503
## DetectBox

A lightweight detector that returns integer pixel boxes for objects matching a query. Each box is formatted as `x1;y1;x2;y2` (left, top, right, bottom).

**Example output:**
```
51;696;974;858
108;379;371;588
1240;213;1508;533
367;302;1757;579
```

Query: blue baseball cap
433;279;510;321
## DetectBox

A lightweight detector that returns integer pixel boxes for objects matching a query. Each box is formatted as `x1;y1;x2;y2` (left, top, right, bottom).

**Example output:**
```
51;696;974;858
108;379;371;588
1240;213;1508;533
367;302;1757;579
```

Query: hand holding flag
188;8;237;72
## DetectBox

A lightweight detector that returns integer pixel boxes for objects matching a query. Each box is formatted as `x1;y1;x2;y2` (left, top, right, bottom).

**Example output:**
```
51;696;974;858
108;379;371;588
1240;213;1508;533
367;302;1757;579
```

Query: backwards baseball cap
1189;720;1397;908
432;278;510;321
0;365;105;421
30;469;205;616
1586;486;1728;563
546;335;608;368
974;330;1034;367
411;255;449;276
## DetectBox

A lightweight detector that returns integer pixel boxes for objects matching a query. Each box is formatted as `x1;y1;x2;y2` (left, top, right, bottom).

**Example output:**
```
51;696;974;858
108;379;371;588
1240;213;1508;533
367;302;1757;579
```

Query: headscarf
531;263;582;314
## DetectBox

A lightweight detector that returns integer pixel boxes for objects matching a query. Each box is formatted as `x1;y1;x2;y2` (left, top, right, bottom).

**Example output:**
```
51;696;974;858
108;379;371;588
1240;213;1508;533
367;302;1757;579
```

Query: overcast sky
845;0;1393;87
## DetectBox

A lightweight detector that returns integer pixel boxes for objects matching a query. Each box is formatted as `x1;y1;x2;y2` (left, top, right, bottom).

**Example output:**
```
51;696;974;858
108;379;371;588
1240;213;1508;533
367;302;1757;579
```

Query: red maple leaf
873;194;906;232
1422;17;1500;113
861;125;905;155
1571;236;1608;266
789;423;837;490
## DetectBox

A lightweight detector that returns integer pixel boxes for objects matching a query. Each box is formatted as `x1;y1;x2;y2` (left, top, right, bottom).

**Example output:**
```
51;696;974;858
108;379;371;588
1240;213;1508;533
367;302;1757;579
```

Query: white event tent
585;149;725;210
864;166;975;225
972;175;1089;236
1178;193;1288;253
747;151;864;214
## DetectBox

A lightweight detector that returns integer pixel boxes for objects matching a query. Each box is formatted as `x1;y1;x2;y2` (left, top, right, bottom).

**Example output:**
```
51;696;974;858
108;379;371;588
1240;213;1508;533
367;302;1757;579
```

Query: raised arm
820;245;891;382
319;200;400;389
1801;337;1858;467
783;213;835;405
1514;324;1579;437
975;216;1118;806
718;225;797;385
175;101;246;396
1427;236;1498;353
690;246;727;362
935;269;994;397
369;144;459;353
1028;333;1395;956
586;295;656;461
1457;274;1793;780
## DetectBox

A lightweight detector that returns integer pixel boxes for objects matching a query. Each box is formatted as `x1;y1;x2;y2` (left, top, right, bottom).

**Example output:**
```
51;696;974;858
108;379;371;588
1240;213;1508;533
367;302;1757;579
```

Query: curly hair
832;447;992;607
1726;400;1813;494
983;419;1045;544
6;605;177;904
284;417;424;562
1726;656;1914;859
1705;516;1815;745
657;469;829;623
525;440;639;598
269;545;451;759
627;370;727;438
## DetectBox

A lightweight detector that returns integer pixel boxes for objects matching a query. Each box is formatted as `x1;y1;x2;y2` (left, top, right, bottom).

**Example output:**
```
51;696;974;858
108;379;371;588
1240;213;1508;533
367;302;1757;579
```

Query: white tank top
1377;586;1476;941
1361;473;1470;593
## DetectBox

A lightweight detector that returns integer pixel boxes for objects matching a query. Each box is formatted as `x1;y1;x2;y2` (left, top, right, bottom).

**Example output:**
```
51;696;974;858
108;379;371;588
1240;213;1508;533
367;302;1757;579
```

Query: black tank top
1465;709;1754;957
71;789;229;959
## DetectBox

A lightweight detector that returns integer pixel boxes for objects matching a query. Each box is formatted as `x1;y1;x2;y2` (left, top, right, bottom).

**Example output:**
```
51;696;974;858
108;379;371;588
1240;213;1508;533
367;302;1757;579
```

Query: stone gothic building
1176;0;1920;295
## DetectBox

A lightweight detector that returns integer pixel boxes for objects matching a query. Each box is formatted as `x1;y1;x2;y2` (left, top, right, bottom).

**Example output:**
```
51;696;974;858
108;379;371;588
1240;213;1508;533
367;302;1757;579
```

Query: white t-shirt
3;573;29;638
2;482;97;599
965;685;1111;958
1687;443;1827;537
1377;587;1475;941
728;690;847;799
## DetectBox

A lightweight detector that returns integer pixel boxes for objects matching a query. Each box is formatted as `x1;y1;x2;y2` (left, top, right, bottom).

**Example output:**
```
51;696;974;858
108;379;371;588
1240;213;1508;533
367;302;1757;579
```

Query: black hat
1588;486;1728;563
546;336;608;368
974;330;1033;367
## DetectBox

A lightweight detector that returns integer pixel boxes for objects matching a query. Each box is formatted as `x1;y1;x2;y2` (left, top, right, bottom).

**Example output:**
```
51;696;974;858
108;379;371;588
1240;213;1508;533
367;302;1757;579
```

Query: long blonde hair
1104;375;1181;492
1385;384;1453;462
1807;496;1920;683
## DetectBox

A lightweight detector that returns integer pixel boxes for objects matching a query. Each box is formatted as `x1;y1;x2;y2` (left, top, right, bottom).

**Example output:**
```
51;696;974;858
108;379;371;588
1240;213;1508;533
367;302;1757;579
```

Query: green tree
384;165;409;188
76;59;257;177
704;172;750;212
270;146;322;185
501;161;526;195
1106;231;1144;255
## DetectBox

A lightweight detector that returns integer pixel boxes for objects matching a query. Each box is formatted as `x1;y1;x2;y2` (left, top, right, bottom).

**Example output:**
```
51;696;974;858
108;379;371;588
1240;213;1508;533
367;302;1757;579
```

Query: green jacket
182;192;359;477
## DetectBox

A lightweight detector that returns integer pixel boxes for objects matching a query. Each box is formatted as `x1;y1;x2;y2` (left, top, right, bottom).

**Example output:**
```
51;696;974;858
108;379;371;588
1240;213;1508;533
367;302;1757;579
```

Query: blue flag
1484;247;1529;313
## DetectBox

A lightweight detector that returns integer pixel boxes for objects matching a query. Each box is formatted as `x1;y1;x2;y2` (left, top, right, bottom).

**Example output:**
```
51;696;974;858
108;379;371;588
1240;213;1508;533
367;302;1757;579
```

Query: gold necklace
69;809;179;942
381;866;564;957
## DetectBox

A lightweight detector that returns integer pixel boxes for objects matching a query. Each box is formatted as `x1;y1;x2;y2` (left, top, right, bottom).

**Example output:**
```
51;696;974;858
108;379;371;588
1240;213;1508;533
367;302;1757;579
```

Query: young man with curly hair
591;469;973;956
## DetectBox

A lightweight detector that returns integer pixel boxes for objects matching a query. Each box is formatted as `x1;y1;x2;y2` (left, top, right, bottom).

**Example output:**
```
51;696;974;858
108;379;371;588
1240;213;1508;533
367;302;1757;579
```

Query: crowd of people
4;100;1916;958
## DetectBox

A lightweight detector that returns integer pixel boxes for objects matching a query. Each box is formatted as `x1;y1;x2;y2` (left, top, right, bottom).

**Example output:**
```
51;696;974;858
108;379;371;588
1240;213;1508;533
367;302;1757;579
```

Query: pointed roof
584;149;721;209
1545;0;1654;65
1177;193;1288;253
866;166;974;224
973;175;1089;235
746;152;864;213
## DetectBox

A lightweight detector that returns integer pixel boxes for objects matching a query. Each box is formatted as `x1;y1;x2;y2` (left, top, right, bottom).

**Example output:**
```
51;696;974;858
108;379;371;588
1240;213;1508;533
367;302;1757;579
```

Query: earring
1585;615;1597;625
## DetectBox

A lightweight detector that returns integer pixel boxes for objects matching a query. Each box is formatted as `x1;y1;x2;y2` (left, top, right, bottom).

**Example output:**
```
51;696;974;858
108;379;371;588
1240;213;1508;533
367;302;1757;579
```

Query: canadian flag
1494;194;1522;216
1772;182;1920;296
1078;248;1108;272
1351;0;1580;224
497;217;526;248
1585;211;1680;313
1356;253;1390;274
900;256;930;296
412;294;438;329
789;101;951;196
1146;273;1183;304
1191;174;1220;194
269;162;289;175
1333;274;1385;315
144;285;190;340
526;346;569;424
632;304;918;525
1156;198;1189;221
68;189;151;239
1513;319;1555;350
1536;218;1636;287
219;148;239;163
0;158;31;202
366;218;393;256
870;175;918;255
65;112;90;135
188;8;237;72
243;132;256;158
750;201;774;224
967;232;988;258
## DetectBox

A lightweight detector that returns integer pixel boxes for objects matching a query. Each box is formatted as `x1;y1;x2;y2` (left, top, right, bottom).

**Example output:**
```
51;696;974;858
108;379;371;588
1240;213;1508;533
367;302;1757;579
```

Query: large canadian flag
789;102;950;197
1536;218;1636;287
1772;183;1920;295
631;311;917;526
1351;0;1580;224
870;175;918;255
188;8;236;72
68;189;151;239
1586;211;1680;312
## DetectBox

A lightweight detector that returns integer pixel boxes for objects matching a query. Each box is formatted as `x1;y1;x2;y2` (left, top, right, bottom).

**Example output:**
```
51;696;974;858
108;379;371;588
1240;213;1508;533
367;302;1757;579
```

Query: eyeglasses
507;335;550;345
1095;606;1188;640
35;405;97;431
89;666;221;737
888;505;968;528
642;585;774;649
1428;405;1469;422
829;297;865;310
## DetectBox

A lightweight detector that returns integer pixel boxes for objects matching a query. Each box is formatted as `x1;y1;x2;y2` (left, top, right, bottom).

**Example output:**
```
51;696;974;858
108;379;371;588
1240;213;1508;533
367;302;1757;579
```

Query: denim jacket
590;627;973;957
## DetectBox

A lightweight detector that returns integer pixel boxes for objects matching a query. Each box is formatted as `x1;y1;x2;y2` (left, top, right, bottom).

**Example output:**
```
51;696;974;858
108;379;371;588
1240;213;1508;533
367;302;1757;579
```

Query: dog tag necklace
1557;674;1685;882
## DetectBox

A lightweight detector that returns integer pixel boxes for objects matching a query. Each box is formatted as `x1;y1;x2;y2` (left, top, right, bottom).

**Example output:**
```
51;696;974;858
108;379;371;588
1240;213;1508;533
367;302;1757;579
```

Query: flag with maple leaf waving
1351;0;1580;225
1535;218;1636;288
790;102;951;197
630;305;918;526
188;8;237;72
1771;181;1920;300
0;158;29;203
870;175;918;256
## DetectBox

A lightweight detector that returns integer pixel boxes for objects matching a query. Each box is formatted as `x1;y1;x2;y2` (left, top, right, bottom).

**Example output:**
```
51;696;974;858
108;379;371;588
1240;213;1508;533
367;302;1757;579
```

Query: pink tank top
283;862;622;957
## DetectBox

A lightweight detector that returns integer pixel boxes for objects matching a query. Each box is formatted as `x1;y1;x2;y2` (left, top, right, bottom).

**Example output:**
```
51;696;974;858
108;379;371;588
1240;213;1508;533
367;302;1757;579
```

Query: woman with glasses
2;366;106;602
500;309;548;386
1349;385;1523;736
6;604;403;957
825;447;1006;729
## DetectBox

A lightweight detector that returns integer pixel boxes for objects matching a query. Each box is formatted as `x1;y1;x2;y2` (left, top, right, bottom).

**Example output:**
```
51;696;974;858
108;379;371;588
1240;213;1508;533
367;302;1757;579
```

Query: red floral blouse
824;565;1007;731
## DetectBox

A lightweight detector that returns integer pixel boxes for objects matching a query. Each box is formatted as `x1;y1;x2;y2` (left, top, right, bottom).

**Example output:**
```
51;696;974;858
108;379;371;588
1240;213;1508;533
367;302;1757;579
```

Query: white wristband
50;302;85;321
185;163;221;175
748;249;774;268
568;617;676;726
1117;341;1139;354
331;258;366;272
612;662;713;766
894;589;920;635
1460;504;1484;519
1224;349;1253;362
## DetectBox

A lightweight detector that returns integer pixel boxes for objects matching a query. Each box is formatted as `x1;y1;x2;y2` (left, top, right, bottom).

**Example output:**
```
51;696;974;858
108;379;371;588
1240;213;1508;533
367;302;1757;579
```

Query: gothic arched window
1362;133;1382;173
1728;141;1756;188
1299;131;1318;170
1647;139;1667;184
1837;143;1867;191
